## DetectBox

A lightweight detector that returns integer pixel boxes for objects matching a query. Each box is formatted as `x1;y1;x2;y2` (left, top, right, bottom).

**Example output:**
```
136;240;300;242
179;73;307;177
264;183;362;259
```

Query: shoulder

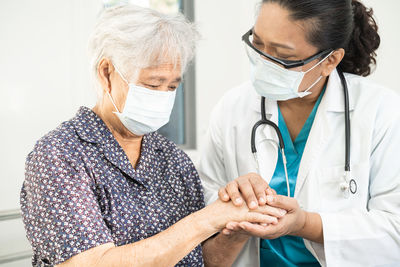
345;73;400;123
28;120;77;162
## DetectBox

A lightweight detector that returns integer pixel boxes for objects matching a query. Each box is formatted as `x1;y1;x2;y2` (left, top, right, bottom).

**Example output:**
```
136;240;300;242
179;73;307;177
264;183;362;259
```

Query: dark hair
261;0;380;76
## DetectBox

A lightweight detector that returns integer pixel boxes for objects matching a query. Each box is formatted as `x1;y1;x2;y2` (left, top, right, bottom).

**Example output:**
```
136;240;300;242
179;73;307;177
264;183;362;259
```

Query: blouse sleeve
20;140;113;266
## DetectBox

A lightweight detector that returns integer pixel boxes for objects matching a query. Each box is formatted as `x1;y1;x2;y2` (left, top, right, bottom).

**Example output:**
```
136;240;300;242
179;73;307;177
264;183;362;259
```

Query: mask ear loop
106;63;129;114
299;51;334;97
106;90;121;114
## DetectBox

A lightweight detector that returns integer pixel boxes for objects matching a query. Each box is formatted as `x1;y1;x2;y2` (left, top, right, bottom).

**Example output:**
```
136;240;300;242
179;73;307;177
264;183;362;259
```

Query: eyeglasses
242;28;333;69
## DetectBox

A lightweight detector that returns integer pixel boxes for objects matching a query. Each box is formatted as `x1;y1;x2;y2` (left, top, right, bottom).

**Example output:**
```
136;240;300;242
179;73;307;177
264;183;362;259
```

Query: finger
266;188;277;196
238;221;273;237
225;181;243;206
237;179;259;209
257;205;287;219
249;175;269;205
266;195;296;211
226;221;241;231
222;228;231;235
246;212;278;225
218;187;230;202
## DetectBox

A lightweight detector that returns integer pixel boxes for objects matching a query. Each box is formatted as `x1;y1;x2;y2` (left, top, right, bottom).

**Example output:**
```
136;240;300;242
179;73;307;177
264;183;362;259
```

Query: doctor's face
253;2;327;93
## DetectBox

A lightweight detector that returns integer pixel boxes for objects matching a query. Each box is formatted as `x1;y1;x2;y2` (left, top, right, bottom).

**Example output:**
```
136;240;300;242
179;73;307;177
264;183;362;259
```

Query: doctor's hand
218;173;278;209
223;195;324;244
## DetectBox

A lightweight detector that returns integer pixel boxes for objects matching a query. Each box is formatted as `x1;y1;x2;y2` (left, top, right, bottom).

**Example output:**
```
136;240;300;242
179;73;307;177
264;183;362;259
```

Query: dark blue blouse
20;106;205;266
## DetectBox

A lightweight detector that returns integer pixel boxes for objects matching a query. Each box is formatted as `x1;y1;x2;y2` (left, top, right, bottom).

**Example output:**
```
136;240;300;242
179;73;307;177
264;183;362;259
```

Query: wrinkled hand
224;195;307;239
218;173;278;209
218;173;287;236
210;198;287;232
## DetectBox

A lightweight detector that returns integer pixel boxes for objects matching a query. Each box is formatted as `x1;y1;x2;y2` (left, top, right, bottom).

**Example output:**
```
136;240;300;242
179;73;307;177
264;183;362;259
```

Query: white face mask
246;45;333;101
107;65;176;136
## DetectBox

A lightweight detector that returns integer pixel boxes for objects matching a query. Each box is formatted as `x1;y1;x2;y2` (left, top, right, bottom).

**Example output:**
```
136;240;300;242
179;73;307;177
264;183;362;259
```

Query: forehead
137;63;182;80
254;3;314;51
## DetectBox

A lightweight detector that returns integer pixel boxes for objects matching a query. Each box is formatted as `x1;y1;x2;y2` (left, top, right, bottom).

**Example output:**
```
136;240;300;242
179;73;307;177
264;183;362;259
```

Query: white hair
88;4;199;97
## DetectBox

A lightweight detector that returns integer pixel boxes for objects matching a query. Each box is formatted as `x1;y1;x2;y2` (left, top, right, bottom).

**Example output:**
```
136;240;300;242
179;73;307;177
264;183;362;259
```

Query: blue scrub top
260;86;326;267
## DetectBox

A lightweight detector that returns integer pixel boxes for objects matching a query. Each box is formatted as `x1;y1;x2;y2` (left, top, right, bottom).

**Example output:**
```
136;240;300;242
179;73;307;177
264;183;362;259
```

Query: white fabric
246;44;332;100
109;65;176;136
197;69;400;267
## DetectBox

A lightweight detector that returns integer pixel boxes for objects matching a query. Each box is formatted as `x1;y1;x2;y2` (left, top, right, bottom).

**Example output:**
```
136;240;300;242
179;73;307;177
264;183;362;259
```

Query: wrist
292;210;308;236
199;201;227;233
223;231;250;243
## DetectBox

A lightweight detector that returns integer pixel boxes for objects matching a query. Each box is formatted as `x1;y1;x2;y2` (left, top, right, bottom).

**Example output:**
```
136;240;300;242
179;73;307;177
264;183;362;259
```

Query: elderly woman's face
95;58;182;136
107;61;181;116
135;63;182;92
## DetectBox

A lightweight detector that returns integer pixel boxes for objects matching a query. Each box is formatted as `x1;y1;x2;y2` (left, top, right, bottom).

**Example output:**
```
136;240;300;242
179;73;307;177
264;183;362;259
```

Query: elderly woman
20;5;283;267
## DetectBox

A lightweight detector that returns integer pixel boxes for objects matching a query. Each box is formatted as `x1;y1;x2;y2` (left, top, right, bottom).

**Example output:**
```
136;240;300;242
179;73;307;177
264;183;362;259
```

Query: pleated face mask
107;65;176;136
246;44;332;101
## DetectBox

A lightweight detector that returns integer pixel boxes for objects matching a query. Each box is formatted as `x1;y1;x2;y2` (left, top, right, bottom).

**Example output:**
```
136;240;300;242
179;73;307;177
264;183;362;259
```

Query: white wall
0;0;100;212
194;0;400;153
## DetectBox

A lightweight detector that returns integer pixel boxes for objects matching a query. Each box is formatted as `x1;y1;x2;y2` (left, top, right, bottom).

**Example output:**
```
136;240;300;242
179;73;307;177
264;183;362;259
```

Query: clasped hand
219;173;307;240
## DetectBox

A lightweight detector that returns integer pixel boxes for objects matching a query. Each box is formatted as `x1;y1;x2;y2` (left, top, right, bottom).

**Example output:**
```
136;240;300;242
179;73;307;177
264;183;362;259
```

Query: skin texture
57;58;285;267
203;3;344;266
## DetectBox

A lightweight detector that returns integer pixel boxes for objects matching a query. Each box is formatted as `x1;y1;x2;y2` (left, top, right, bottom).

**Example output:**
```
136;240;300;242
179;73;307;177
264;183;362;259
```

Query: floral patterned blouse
20;106;205;266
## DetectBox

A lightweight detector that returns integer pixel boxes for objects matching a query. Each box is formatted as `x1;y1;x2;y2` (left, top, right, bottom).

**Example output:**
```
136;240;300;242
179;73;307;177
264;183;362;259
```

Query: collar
324;69;355;112
72;106;111;144
72;106;163;151
72;106;164;187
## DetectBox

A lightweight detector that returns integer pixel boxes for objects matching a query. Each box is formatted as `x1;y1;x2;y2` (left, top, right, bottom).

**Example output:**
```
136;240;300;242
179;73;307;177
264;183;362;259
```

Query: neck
92;102;143;145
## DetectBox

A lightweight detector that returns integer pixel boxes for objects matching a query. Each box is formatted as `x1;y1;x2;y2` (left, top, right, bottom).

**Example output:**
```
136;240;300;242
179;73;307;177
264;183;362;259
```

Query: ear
97;57;115;94
321;48;345;77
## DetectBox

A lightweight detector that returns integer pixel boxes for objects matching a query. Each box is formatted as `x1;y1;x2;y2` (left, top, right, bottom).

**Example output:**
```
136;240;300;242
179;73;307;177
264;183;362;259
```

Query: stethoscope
251;69;357;198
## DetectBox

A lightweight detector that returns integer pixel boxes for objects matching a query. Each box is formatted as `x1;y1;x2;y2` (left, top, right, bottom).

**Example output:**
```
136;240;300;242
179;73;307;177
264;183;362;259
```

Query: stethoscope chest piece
341;171;357;198
349;179;357;194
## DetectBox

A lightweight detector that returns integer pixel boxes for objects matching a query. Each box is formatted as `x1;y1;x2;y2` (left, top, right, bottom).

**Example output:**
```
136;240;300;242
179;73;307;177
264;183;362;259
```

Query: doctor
199;0;400;266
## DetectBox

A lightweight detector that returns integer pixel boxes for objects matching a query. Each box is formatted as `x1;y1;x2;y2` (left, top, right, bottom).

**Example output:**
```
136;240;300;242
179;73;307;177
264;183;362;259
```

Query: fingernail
235;198;243;204
266;189;273;195
261;223;268;226
280;209;287;216
266;195;274;202
250;201;257;209
259;197;265;203
223;194;229;200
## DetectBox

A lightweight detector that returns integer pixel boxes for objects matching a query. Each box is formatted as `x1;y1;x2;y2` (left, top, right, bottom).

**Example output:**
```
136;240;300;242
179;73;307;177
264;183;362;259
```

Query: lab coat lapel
294;78;337;197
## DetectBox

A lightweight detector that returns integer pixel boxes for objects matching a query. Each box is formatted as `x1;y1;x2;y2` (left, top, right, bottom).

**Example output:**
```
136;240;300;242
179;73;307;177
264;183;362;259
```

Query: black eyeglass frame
242;28;333;69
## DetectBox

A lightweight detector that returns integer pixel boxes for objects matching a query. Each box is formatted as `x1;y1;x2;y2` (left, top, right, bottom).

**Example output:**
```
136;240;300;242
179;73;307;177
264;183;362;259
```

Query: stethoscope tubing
251;69;355;196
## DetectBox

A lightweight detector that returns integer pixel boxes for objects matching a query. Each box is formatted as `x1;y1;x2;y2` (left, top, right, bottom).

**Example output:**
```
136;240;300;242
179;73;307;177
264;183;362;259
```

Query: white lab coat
197;69;400;267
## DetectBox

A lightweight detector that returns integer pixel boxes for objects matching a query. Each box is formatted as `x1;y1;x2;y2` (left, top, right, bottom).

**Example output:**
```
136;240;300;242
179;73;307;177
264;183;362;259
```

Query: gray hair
88;4;199;96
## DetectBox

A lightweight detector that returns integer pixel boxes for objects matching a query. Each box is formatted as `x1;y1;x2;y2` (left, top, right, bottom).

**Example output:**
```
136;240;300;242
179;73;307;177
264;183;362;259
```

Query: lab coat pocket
317;162;369;212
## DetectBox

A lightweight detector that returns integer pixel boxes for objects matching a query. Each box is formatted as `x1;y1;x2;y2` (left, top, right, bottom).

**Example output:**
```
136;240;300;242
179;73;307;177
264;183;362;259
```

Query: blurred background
0;0;399;265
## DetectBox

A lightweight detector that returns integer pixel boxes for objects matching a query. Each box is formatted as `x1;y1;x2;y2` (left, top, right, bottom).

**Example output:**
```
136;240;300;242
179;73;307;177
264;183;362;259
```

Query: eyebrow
253;31;295;50
147;76;182;83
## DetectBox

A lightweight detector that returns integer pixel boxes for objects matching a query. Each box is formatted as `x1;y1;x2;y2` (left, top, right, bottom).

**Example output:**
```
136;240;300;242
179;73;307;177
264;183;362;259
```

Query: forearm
293;211;323;244
99;205;220;267
202;232;249;267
